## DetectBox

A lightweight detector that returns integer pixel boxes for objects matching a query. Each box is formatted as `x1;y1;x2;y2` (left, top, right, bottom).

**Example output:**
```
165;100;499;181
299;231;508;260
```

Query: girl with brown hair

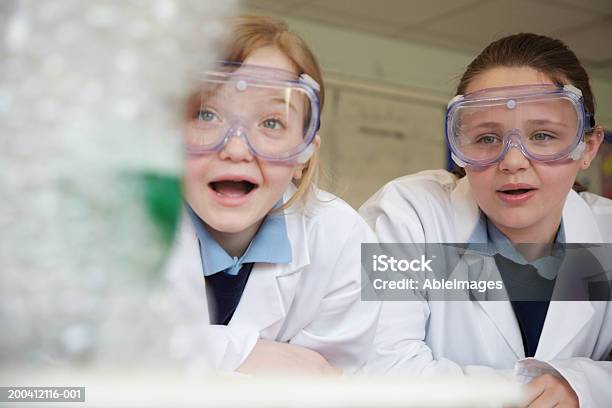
362;33;610;407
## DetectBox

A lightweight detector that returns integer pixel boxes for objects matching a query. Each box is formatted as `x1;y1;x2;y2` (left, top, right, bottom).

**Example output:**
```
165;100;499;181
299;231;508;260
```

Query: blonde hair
221;15;325;210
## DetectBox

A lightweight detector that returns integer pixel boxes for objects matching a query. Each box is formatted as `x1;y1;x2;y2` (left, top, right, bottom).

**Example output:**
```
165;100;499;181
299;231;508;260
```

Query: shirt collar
186;204;292;276
485;216;565;280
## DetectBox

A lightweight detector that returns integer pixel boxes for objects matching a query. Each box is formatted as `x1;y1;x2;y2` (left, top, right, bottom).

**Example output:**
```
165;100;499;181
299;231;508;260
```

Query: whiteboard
318;76;448;208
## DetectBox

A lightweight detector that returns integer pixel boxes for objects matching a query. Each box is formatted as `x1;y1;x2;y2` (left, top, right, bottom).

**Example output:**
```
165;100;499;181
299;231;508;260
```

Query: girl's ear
293;164;305;180
293;134;320;180
580;125;604;169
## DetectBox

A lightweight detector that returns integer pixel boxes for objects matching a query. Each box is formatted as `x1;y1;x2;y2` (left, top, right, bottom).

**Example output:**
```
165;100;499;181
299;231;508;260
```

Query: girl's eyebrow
464;121;503;130
525;119;569;128
268;97;298;113
464;119;569;130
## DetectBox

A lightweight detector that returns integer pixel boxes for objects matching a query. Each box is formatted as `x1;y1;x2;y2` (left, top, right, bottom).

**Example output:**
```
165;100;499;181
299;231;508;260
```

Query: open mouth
209;180;258;197
498;188;534;195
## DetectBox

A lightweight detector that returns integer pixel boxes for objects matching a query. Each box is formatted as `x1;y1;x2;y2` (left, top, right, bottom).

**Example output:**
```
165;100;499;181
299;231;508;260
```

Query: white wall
284;16;612;126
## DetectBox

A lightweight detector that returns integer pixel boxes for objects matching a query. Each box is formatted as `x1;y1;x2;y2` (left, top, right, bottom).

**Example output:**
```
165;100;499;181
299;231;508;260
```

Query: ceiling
241;0;612;80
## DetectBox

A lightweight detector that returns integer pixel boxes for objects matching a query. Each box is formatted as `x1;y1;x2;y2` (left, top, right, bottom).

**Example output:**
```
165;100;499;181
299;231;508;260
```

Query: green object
139;172;182;243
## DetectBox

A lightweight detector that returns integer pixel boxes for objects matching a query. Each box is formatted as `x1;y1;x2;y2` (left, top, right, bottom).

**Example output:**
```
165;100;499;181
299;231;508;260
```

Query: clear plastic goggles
184;61;321;164
445;84;593;168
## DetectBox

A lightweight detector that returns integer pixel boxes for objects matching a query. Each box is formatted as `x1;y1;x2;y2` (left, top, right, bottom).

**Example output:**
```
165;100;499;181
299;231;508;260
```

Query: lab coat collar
279;183;311;274
450;176;485;243
561;189;603;243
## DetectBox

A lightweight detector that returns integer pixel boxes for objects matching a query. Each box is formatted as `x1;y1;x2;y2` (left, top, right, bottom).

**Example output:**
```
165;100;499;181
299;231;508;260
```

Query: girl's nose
498;144;530;173
218;128;254;162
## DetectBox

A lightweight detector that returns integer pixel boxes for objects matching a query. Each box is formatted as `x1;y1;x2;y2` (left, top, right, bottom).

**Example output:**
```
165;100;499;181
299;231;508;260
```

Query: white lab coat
360;169;612;407
164;185;381;374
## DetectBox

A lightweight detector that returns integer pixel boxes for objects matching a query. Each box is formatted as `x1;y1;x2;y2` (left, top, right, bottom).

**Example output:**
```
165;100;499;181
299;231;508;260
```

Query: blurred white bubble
0;0;238;373
4;10;28;50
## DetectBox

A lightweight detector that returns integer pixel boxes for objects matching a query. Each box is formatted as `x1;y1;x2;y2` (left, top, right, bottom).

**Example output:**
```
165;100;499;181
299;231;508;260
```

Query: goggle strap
585;111;596;132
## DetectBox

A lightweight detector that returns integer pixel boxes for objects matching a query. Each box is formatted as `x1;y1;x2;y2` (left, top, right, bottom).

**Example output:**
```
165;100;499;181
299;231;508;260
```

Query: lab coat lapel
165;213;212;325
536;300;594;360
227;263;286;334
229;196;311;335
451;177;525;359
535;190;601;359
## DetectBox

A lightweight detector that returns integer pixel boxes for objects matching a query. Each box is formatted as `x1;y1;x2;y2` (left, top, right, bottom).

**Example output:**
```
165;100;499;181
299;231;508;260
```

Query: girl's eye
476;134;500;144
531;132;555;141
262;118;283;129
196;109;217;122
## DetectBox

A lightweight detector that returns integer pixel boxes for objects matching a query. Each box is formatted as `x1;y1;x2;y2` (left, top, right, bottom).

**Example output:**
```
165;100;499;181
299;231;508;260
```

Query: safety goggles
445;84;594;168
184;61;321;164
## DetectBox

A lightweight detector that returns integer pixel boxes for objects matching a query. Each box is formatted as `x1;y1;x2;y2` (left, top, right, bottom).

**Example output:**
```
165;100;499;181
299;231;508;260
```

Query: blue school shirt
485;218;565;357
186;205;292;325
